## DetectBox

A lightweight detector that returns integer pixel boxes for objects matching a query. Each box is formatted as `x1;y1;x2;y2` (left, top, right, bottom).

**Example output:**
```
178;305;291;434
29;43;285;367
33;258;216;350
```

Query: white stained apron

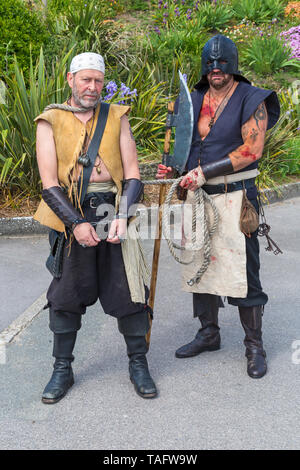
181;188;248;298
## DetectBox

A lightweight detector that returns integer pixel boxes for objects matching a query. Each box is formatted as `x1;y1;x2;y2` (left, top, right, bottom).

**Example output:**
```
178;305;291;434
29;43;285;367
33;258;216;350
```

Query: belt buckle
90;196;98;209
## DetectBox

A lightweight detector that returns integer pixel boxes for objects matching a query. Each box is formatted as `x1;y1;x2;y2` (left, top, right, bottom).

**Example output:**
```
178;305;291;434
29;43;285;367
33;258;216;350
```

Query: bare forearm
229;142;262;171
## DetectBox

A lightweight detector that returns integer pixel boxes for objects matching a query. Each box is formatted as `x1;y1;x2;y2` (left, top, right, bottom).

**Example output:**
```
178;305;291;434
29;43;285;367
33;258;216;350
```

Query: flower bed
280;26;300;59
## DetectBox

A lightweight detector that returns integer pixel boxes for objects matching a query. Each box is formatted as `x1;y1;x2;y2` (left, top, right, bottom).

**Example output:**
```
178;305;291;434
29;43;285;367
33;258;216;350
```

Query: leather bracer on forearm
117;178;144;219
42;186;87;231
201;156;234;180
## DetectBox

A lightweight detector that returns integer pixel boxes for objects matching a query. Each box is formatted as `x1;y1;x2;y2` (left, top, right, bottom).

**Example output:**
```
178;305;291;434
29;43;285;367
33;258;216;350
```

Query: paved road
0;198;299;450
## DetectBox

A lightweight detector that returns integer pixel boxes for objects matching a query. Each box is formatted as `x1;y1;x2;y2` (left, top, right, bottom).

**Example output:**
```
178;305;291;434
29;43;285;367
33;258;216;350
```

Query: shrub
284;1;300;20
259;90;300;187
0;49;71;196
280;26;300;60
232;0;285;24
143;26;207;77
154;0;233;30
241;36;300;75
0;0;49;77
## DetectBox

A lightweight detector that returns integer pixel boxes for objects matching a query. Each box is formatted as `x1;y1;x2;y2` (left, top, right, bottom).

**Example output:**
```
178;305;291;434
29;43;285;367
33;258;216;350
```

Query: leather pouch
46;229;65;278
240;188;259;237
176;186;188;201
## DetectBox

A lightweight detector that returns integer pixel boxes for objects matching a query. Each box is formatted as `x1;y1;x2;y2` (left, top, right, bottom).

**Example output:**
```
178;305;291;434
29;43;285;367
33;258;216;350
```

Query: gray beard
72;83;100;109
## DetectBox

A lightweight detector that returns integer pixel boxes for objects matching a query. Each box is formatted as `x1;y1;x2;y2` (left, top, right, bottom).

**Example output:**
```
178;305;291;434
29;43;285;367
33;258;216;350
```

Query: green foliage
242;36;300;75
47;0;120;18
232;0;285;24
194;2;234;31
124;0;149;11
0;49;72;195
0;0;49;77
259;90;300;187
125;65;169;158
154;0;233;31
143;27;207;77
64;1;118;54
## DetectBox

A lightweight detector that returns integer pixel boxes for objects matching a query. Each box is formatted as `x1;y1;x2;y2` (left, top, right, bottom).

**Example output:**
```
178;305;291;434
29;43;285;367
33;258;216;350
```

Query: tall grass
0;49;72;197
259;89;300;188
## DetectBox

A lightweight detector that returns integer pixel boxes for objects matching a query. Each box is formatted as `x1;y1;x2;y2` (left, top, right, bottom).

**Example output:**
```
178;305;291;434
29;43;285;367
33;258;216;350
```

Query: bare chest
197;94;216;140
197;84;238;140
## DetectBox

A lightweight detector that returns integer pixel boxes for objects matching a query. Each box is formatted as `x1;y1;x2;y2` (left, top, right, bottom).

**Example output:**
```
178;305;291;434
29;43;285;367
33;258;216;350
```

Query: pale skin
156;66;268;190
36;69;140;246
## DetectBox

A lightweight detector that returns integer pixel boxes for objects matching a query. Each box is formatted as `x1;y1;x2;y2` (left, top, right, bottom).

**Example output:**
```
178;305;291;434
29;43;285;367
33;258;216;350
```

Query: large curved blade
167;71;194;174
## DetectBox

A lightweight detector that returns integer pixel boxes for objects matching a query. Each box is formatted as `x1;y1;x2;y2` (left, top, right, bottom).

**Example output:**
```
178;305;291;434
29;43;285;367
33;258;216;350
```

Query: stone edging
0;181;300;236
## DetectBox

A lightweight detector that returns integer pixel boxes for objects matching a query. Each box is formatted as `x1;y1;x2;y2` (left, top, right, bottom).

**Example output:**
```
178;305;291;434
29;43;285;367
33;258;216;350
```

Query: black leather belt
83;191;116;209
202;178;256;195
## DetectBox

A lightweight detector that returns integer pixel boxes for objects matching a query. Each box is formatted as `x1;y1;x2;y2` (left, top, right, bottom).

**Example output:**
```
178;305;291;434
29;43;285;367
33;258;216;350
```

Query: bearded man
157;35;280;379
34;52;157;403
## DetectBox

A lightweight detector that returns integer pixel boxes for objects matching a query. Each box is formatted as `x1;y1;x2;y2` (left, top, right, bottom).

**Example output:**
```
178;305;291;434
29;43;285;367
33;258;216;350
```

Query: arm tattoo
254;103;266;130
249;128;258;142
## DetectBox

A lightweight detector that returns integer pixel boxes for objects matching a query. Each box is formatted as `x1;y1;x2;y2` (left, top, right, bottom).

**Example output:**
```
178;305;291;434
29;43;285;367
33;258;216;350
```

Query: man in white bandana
34;52;157;404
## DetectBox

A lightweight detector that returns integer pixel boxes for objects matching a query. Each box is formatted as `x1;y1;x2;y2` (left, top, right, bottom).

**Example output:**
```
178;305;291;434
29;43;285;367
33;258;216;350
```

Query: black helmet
195;35;250;89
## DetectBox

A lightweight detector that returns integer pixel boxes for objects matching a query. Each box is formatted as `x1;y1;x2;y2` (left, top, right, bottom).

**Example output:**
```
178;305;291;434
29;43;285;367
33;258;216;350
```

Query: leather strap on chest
77;102;110;205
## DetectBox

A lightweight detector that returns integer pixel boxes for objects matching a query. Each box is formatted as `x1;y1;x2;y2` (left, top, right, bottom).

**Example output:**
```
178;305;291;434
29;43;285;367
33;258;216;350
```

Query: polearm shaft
146;101;174;346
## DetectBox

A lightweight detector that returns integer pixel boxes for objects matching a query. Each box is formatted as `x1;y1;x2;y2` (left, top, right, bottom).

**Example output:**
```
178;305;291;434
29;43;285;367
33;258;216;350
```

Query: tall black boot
175;297;220;358
118;312;157;399
42;332;77;404
239;306;267;379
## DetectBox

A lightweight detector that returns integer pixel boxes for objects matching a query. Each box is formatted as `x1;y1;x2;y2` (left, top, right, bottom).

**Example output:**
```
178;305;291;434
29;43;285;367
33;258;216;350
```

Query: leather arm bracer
201;156;234;180
42;186;87;230
117;178;144;219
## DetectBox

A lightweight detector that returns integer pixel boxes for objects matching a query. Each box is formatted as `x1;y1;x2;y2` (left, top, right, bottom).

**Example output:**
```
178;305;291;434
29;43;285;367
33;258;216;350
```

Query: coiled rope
142;177;219;286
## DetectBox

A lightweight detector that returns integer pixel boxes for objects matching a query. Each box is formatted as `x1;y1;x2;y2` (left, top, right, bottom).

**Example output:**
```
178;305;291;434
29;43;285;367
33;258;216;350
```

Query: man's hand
73;222;101;247
107;218;127;244
179;165;206;191
156;164;174;179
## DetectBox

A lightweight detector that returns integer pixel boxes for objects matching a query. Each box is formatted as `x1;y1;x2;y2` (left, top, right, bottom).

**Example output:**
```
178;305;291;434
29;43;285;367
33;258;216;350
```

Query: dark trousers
46;193;149;333
193;197;268;316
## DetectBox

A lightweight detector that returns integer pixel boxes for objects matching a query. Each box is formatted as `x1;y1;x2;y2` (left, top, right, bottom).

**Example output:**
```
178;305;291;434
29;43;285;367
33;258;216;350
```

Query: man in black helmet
157;35;280;379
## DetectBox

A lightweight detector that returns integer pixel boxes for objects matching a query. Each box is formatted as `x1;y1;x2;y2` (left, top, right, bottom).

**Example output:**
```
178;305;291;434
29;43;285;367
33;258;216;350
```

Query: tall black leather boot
239;306;267;379
118;311;157;399
175;297;220;358
42;332;77;404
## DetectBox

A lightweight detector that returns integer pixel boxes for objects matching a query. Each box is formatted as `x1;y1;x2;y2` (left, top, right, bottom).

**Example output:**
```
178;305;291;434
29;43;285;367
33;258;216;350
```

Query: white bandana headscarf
69;52;105;75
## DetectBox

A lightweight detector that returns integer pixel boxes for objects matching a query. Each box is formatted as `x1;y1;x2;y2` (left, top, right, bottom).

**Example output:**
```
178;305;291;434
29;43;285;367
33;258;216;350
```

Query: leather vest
33;103;130;231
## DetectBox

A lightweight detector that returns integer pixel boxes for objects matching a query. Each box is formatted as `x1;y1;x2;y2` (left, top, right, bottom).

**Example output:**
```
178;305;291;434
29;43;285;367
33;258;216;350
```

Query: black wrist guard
42;186;86;229
117;178;144;219
201;156;234;180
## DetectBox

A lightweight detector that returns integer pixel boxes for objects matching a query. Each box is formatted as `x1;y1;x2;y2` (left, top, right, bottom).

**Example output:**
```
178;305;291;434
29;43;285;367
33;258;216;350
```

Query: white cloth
70;52;105;74
181;189;248;298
